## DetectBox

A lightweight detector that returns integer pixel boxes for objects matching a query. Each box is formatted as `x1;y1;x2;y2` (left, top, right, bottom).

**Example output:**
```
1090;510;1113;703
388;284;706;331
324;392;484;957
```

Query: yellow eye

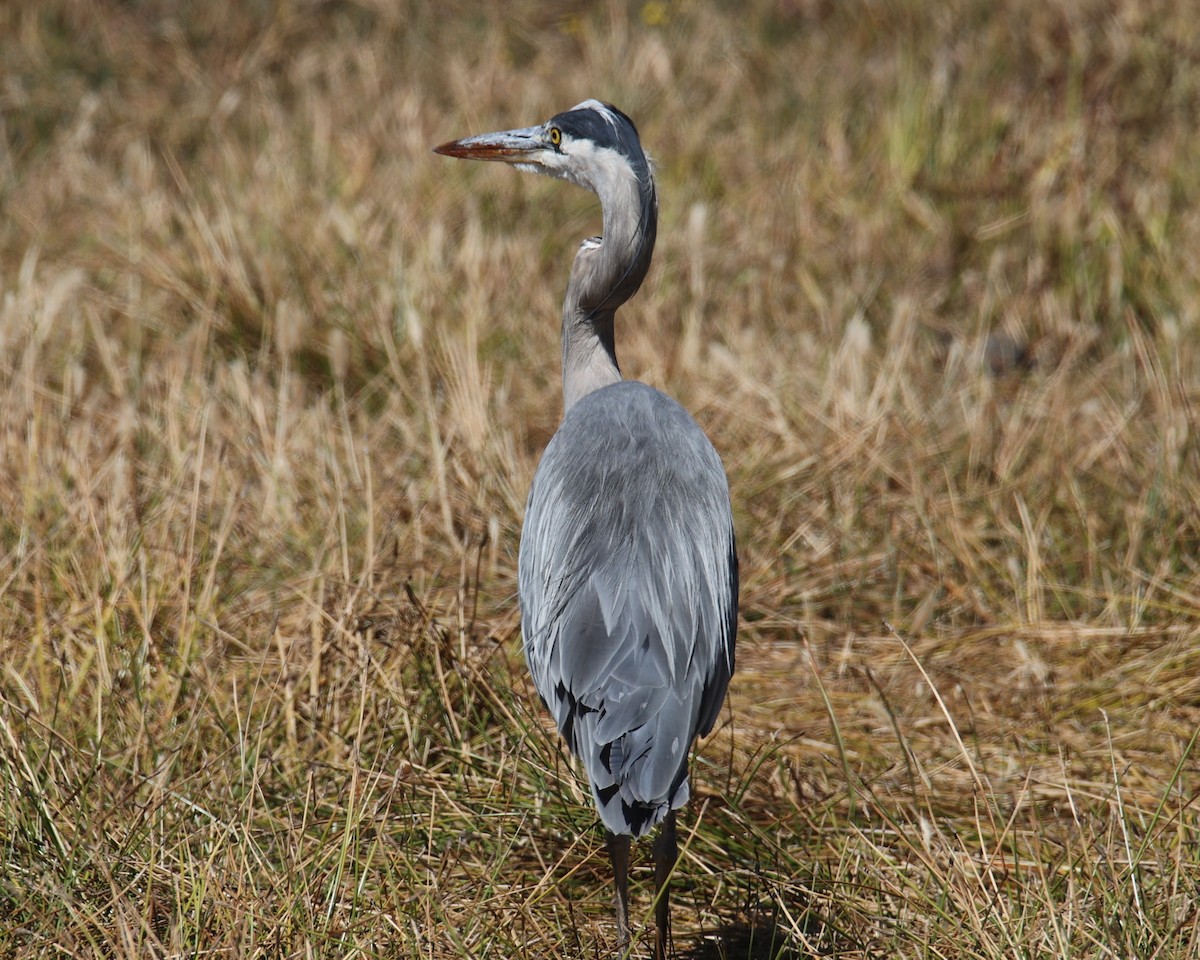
548;127;562;147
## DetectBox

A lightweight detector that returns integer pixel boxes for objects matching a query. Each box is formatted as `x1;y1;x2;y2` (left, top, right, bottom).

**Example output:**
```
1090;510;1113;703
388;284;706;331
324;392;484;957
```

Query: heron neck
560;173;657;414
561;308;620;412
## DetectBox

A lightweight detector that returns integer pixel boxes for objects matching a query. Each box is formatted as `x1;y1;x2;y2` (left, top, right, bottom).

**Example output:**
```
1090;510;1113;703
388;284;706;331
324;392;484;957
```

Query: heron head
434;100;652;197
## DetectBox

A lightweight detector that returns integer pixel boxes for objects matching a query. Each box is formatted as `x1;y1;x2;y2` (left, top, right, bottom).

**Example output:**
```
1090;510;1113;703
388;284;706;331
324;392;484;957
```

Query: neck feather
560;172;657;413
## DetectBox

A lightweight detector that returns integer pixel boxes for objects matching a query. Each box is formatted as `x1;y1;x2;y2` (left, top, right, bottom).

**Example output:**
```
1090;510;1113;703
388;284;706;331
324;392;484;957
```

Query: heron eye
548;127;562;147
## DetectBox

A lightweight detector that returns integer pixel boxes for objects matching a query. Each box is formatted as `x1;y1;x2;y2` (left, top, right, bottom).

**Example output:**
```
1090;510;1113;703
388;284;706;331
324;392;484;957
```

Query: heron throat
560;171;658;414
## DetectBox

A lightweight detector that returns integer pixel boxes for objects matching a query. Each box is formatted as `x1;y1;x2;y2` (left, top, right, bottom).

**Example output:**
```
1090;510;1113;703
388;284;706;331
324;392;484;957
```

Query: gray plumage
520;379;737;837
435;99;737;960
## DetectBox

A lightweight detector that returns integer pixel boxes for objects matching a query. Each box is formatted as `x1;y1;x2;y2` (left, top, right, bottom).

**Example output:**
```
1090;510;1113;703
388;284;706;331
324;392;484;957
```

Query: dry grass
2;0;1199;957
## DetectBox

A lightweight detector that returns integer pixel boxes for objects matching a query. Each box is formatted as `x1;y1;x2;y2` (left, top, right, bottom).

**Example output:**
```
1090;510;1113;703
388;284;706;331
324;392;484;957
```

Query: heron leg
606;831;632;954
651;810;678;960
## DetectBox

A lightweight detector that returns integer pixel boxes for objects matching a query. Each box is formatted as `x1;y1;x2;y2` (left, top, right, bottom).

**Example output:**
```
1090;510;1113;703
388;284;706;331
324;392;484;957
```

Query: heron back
518;380;738;837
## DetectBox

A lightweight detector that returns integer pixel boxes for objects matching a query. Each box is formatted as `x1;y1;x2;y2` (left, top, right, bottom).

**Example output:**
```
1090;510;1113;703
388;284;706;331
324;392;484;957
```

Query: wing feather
519;381;737;837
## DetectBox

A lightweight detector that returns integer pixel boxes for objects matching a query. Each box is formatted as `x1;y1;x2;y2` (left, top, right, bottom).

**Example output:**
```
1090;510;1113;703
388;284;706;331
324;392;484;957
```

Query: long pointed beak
433;125;545;163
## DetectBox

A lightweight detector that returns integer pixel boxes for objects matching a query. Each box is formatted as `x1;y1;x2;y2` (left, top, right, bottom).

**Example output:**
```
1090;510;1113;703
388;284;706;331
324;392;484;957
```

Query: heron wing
518;381;737;837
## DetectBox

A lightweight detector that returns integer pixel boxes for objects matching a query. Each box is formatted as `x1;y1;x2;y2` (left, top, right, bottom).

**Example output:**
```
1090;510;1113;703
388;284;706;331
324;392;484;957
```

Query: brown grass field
2;1;1199;957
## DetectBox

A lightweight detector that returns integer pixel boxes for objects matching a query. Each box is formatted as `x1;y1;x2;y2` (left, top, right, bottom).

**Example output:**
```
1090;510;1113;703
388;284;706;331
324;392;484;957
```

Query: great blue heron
435;100;738;960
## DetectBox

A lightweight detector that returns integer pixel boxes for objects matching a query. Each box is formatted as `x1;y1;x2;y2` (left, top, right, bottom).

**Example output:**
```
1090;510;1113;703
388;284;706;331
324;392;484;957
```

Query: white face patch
553;136;634;195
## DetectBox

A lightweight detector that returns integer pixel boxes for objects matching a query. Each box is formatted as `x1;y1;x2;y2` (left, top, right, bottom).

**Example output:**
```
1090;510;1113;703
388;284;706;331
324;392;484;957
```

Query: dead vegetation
1;0;1198;957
